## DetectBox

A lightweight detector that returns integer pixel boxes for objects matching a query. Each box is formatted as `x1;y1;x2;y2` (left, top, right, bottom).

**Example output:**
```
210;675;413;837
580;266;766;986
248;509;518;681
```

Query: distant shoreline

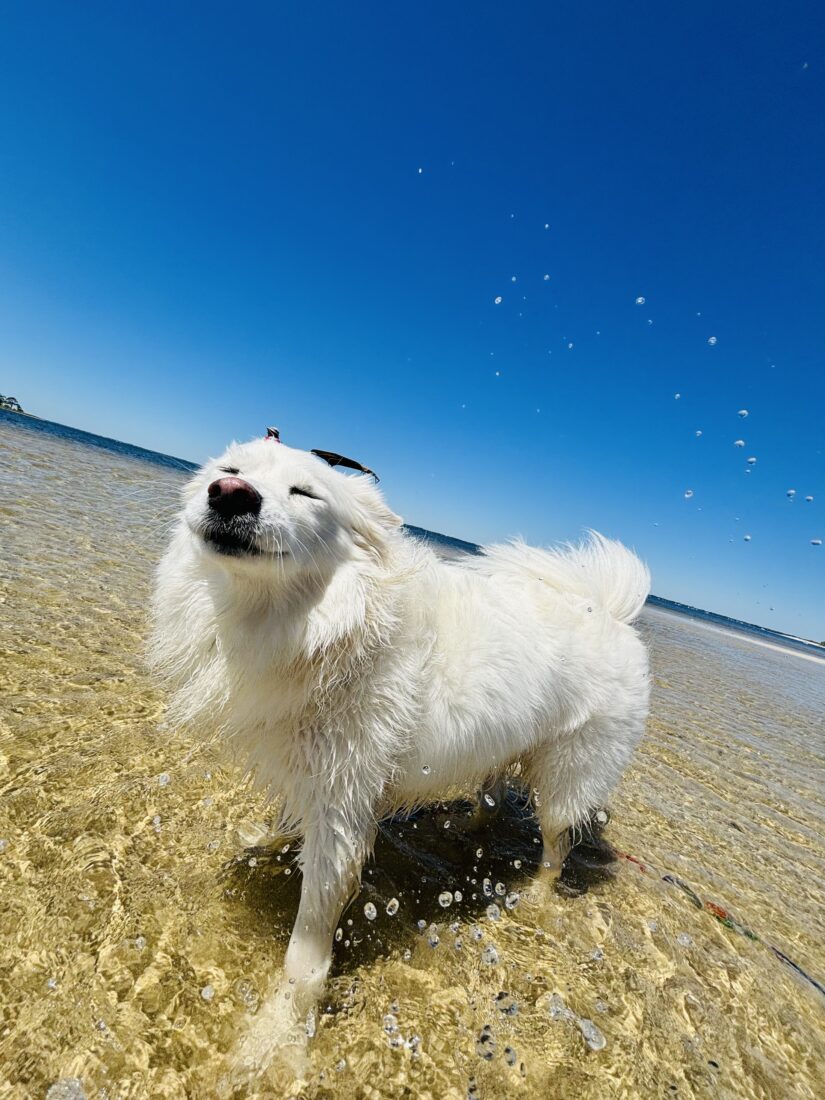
644;603;825;664
1;405;823;658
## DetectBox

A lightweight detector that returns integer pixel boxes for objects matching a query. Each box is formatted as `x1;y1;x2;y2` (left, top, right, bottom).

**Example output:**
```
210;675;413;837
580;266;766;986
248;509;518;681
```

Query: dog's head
180;437;402;581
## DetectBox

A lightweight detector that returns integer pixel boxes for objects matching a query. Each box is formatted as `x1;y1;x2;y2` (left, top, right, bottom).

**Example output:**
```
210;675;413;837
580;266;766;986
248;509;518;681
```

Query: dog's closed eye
290;486;320;500
219;466;240;475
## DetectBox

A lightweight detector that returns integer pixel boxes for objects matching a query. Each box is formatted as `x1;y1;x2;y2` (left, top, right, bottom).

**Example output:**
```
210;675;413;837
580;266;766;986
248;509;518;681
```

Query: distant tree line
0;394;24;412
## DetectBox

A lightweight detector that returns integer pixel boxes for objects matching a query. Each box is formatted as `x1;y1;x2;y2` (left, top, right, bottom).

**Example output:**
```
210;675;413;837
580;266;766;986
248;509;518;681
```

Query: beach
1;413;824;1099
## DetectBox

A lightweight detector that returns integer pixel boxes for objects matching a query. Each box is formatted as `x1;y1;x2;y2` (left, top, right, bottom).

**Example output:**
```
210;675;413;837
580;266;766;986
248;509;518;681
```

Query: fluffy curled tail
479;530;651;624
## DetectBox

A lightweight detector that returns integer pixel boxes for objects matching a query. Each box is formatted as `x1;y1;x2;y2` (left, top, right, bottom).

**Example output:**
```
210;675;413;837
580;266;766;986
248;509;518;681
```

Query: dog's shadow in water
222;786;618;976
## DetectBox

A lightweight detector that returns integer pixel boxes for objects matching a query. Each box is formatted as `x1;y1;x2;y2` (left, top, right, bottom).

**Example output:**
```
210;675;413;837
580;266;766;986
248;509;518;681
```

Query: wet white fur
150;437;650;1075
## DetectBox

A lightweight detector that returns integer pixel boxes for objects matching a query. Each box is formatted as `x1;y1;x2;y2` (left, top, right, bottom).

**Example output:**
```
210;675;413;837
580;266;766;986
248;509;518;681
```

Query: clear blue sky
1;2;823;637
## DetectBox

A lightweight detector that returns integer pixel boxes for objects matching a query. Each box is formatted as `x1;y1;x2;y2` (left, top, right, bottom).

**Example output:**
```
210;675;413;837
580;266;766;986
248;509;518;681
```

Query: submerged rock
46;1082;86;1100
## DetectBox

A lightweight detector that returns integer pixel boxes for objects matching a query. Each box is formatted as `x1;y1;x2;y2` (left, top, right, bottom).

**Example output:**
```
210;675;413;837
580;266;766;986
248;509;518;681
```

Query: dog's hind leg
524;714;641;882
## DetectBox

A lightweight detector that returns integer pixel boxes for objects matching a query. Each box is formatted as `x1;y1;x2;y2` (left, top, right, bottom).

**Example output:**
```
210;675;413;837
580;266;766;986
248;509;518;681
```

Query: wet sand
1;419;824;1099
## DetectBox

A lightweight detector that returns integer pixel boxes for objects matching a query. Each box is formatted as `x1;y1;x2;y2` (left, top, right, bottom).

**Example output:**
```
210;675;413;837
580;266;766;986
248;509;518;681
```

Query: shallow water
1;418;824;1099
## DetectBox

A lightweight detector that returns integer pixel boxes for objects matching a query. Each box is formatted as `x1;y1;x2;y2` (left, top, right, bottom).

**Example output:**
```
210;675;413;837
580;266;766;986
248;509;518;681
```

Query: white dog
150;433;650;1072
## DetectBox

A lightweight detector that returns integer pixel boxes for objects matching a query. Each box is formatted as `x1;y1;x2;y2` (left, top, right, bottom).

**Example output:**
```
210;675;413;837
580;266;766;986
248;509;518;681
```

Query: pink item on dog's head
265;426;281;442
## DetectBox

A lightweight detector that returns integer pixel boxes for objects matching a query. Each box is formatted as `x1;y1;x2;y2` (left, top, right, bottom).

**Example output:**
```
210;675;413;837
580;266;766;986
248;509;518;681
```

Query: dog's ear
347;477;403;562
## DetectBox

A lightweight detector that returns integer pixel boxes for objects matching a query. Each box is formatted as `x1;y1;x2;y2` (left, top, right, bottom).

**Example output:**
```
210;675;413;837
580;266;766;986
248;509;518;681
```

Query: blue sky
1;2;823;637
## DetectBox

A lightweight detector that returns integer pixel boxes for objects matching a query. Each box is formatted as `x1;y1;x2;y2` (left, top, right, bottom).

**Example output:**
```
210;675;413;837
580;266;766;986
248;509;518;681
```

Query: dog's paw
223;984;310;1091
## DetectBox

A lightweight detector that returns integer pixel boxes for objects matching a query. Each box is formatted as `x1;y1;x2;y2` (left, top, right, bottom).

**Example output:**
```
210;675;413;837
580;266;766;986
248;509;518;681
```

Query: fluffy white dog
150;434;650;1072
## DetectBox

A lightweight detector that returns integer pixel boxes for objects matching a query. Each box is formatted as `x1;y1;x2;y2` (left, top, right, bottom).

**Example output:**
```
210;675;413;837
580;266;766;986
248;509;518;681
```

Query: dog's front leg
229;807;371;1080
284;811;369;1013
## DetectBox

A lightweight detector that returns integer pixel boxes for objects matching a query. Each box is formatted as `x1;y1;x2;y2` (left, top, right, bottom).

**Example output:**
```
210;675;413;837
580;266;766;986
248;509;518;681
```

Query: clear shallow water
1;416;824;1099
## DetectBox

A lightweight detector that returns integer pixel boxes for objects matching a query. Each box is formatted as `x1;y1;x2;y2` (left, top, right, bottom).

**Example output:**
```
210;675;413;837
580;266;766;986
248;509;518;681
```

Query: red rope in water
615;850;825;1000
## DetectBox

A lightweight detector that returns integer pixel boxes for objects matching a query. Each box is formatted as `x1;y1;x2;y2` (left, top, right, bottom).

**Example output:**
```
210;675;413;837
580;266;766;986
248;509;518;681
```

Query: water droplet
635;296;646;305
482;878;493;897
158;772;170;787
386;897;399;916
438;891;453;908
0;839;8;852
674;393;681;400
578;1018;607;1051
417;167;423;174
504;892;520;910
476;848;484;859
677;932;693;947
543;273;550;281
805;495;814;502
494;882;506;896
734;439;745;447
747;456;757;465
335;927;343;941
486;903;501;922
513;858;522;869
743;535;752;542
496;991;519;1016
364;902;377;921
482;944;500;965
475;1023;496;1058
454;889;463;902
483;793;496;808
567;342;574;349
738;409;749;418
421;764;431;775
494;296;502;305
707;336;717;346
787;489;796;498
383;1013;398;1033
547;992;575;1021
511;275;517;283
544;222;550;229
504;1045;517;1066
595;810;608;825
684;489;694;499
335;1058;347;1072
811;539;822;546
306;1006;317;1038
134;935;146;951
471;924;483;941
427;924;440;948
695;430;703;437
201;984;215;1001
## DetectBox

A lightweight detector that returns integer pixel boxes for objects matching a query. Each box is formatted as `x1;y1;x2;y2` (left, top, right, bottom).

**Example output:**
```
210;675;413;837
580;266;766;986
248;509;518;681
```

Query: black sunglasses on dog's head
310;449;380;482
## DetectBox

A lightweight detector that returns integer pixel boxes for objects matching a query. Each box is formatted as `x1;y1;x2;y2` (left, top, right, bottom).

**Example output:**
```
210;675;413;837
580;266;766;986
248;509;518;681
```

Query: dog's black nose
207;477;262;519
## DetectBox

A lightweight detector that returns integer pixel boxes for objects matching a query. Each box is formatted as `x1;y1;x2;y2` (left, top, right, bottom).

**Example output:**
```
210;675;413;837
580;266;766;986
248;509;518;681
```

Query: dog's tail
480;531;651;624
